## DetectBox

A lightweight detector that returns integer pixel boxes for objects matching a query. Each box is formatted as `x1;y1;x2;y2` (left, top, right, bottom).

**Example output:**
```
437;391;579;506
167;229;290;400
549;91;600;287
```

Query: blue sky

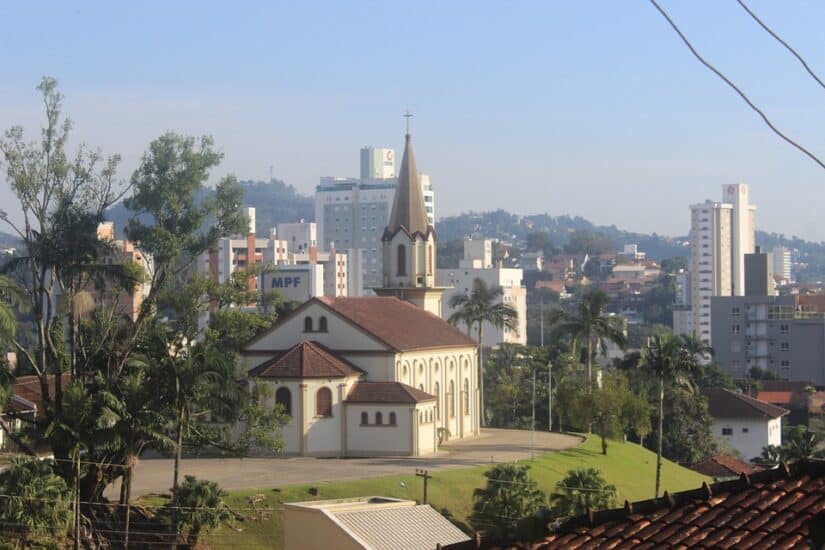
1;1;824;240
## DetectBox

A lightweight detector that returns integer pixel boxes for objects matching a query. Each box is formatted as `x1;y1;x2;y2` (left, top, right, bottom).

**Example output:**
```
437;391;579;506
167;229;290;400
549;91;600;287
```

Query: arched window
316;387;332;417
304;316;314;332
434;382;440;420
463;379;470;415
361;411;368;425
449;381;455;418
275;387;292;417
318;316;328;332
376;411;383;425
397;244;407;276
389;412;397;425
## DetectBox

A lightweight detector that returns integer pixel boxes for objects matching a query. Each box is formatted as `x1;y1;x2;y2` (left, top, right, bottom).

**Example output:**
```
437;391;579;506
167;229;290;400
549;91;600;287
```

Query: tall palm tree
0;275;25;343
641;332;699;498
551;288;625;393
682;331;713;364
448;278;518;427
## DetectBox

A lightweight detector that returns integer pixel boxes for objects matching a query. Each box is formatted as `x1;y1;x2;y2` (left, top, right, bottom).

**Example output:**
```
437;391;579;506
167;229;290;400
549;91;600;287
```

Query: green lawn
190;436;710;549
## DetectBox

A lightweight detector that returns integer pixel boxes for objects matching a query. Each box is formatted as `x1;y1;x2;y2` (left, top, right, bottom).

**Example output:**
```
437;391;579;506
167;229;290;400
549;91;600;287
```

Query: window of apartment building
742;427;749;433
731;360;741;369
781;360;790;369
722;428;733;436
732;324;740;335
780;323;789;335
732;307;741;316
781;342;789;352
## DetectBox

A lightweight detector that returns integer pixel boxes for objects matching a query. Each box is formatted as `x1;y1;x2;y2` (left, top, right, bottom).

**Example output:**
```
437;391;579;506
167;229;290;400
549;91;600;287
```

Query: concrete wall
713;416;782;462
284;507;365;550
345;404;412;456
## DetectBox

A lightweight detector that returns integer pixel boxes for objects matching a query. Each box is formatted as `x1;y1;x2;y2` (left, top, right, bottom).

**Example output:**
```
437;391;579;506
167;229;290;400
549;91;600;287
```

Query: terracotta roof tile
689;455;760;478
497;460;825;549
345;381;436;404
249;341;364;379
703;388;789;419
316;297;477;351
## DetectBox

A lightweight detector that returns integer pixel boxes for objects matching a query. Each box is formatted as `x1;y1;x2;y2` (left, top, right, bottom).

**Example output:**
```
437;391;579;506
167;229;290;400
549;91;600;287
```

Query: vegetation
550;468;617;518
448;278;518;426
0;78;286;546
0;457;71;546
171;476;233;547
471;463;545;539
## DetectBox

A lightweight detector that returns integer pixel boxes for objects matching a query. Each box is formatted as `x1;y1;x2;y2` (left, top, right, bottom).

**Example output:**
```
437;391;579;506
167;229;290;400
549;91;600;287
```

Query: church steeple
385;132;430;238
375;122;443;317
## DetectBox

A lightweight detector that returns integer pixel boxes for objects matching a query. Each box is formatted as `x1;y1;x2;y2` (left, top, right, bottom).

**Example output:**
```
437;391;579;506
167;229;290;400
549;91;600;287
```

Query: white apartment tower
772;245;792;283
689;184;756;343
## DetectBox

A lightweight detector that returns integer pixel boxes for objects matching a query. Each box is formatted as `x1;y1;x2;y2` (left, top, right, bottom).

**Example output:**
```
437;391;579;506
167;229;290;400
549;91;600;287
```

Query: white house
242;296;479;457
704;388;788;462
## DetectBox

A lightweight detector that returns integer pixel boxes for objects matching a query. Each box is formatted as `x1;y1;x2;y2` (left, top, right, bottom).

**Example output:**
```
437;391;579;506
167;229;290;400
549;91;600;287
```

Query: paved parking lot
115;429;582;497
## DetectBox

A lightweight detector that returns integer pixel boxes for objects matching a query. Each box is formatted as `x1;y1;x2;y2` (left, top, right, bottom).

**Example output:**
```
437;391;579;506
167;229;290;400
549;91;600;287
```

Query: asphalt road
112;429;582;498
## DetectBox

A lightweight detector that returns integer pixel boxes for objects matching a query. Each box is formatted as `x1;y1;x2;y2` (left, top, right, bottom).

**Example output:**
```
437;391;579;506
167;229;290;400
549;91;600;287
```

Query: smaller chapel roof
346;381;436;404
249;341;364;379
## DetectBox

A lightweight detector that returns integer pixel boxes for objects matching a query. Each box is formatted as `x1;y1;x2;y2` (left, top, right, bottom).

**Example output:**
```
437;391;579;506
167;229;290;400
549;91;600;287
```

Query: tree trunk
655;376;664;499
172;406;185;549
124;461;132;550
477;322;485;427
586;332;593;393
601;431;607;455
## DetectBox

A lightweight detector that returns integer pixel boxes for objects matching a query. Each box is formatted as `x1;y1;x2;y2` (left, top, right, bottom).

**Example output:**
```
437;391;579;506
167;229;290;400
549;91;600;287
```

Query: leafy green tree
551;288;626;393
641;331;701;498
782;426;824;462
753;444;784;467
471;464;545;539
170;476;232;547
448;278;518;426
682;331;713;363
550;468;617;518
0;457;71;545
659;388;717;464
621;385;652;445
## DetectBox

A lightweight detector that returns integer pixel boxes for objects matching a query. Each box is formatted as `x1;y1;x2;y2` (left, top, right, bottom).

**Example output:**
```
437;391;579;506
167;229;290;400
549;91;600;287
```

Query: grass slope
197;436;708;549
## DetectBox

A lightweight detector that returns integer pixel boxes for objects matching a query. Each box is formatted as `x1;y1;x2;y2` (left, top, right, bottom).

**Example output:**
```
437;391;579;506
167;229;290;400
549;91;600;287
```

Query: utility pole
531;367;536;460
415;469;431;504
548;360;553;432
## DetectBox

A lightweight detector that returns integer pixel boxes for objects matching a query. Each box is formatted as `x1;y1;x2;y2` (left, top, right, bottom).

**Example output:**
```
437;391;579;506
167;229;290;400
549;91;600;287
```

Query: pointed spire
385;131;429;237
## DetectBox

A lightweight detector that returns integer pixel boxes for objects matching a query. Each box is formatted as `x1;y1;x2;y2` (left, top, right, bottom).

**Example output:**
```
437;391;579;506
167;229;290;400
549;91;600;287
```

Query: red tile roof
505;460;825;549
249;341;365;379
756;391;795;405
316;297;477;352
703;388;789;420
345;381;436;404
690;455;760;478
12;374;71;413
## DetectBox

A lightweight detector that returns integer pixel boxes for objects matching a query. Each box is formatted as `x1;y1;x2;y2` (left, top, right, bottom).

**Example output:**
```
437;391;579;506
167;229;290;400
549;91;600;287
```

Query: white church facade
241;128;481;457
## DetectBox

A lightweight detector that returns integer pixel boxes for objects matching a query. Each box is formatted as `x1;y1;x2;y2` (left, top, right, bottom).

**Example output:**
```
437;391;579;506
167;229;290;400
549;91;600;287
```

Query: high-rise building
772;245;792;283
315;146;435;291
689;184;756;343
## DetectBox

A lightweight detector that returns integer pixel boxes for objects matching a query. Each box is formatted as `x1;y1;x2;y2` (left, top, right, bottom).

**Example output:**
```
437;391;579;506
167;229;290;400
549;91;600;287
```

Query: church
242;130;480;457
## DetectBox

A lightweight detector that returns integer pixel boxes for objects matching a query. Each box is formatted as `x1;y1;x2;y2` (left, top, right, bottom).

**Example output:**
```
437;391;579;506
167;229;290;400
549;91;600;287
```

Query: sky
1;1;824;240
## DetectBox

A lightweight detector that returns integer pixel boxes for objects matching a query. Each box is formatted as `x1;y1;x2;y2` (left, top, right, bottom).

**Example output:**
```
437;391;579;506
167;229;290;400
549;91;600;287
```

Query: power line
736;0;825;91
648;0;825;171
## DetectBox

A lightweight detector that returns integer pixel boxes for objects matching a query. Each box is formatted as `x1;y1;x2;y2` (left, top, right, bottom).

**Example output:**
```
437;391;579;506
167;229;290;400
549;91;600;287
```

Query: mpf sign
271;276;302;289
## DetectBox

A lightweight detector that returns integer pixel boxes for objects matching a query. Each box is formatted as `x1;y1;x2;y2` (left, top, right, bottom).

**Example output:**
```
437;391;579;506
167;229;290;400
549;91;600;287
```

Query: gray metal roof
333;504;470;550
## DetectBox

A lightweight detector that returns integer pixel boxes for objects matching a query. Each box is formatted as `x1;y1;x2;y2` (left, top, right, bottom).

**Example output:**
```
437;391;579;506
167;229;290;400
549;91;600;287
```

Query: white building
704;388;788;462
438;238;527;346
689;184;756;343
773;245;792;283
672;270;693;336
315;146;435;292
276;220;317;254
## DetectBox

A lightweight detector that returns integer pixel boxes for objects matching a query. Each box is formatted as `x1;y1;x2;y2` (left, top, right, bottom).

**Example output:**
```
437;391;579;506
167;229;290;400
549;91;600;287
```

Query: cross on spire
404;110;413;135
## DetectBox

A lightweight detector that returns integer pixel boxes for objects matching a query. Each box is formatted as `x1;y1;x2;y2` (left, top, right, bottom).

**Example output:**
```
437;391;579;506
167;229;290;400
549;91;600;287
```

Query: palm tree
471;463;545;538
641;332;699;498
551;288;626;393
0;275;25;343
682;331;713;363
0;457;71;545
550;467;617;517
448;278;518;427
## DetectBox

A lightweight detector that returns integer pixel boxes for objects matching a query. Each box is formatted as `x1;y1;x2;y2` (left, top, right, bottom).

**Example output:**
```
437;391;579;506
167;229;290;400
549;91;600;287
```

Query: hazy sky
1;1;824;240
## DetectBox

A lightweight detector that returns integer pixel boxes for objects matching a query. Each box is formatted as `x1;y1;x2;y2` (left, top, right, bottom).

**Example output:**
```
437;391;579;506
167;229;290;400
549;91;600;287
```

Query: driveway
115;429;582;498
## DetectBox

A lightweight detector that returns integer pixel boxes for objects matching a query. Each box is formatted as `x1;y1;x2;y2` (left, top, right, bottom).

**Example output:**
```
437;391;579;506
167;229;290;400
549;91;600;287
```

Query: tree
782;425;824;462
448;278;518;426
621;387;652;445
641;331;701;498
0;457;71;546
659;388;717;464
551;288;626;393
471;463;545;539
170;476;232;547
550;468;617;518
682;331;713;364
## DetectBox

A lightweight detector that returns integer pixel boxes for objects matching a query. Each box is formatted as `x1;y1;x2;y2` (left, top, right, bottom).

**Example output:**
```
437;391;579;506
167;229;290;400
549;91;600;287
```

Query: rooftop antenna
404;110;413;135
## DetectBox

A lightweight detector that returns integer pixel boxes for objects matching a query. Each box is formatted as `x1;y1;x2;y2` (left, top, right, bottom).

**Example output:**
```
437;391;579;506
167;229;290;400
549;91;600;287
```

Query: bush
0;457;71;545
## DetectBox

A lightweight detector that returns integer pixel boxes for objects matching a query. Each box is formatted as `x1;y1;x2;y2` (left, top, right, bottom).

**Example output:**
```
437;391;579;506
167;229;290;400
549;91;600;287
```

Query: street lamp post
548;360;553;432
